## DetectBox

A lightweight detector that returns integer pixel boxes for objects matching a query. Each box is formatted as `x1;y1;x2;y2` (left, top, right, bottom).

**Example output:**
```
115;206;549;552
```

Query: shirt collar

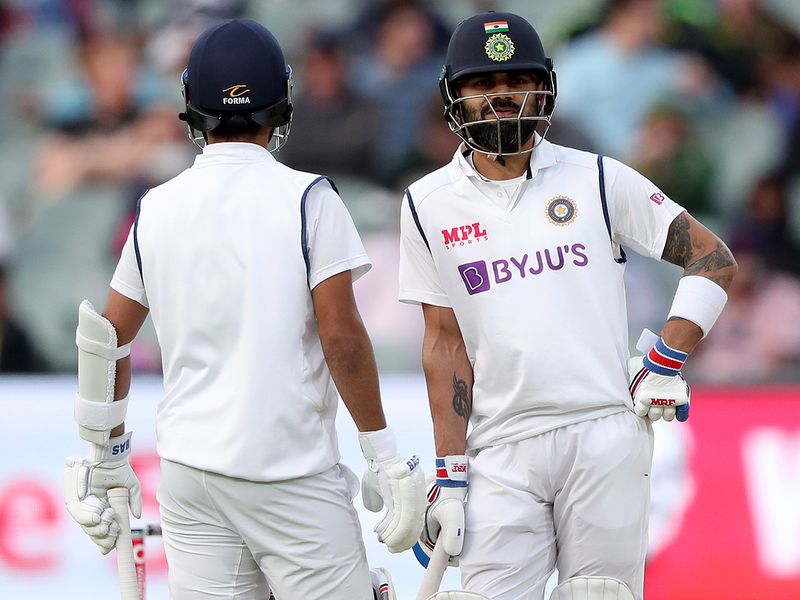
194;142;275;165
449;134;557;183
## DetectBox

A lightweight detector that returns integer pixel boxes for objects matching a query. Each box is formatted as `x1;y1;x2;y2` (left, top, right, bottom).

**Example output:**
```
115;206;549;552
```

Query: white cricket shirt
399;140;684;451
112;142;370;481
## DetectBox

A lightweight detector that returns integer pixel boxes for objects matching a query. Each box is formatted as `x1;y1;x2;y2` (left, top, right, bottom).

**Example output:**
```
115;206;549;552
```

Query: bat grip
108;487;140;600
416;540;449;600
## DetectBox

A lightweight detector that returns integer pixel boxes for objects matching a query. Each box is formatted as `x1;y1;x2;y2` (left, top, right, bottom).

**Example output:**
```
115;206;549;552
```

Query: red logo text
442;222;488;249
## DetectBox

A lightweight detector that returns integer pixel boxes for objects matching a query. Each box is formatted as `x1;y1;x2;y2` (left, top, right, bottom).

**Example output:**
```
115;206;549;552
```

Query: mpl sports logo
442;222;488;250
222;84;251;105
458;243;590;295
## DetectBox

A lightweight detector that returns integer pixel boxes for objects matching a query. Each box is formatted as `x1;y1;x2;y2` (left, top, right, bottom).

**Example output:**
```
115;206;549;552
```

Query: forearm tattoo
662;213;737;289
684;243;737;288
452;373;470;420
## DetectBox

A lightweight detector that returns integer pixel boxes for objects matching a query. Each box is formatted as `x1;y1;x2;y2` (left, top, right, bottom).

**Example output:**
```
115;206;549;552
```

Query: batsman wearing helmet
64;19;426;599
400;12;737;600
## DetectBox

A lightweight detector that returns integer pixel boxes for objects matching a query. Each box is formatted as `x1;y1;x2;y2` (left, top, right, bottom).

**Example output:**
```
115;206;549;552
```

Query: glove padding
628;356;691;422
64;432;142;554
413;455;468;567
370;567;397;600
360;428;426;553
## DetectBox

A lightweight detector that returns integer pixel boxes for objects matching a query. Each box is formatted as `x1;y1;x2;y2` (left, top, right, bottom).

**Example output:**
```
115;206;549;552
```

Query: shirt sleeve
110;225;148;308
305;181;371;290
606;158;686;260
398;193;451;307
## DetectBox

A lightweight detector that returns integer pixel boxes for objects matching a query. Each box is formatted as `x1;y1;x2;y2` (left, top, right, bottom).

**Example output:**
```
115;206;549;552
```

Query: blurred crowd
0;0;799;383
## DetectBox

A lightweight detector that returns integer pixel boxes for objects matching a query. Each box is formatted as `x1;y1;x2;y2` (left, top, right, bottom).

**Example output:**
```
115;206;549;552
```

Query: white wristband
359;427;397;462
667;275;728;337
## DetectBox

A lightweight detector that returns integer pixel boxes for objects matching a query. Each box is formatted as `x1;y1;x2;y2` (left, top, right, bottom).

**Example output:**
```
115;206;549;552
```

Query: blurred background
0;0;799;598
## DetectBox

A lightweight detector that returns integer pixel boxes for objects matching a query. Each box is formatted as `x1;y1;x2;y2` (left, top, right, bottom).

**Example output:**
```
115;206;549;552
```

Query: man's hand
629;334;691;422
64;432;142;554
359;428;427;553
413;456;468;567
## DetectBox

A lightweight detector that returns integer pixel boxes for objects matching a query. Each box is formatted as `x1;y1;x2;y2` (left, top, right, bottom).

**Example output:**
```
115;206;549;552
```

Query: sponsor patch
222;84;251;104
441;221;488;249
457;243;590;295
650;192;665;205
546;196;577;226
485;33;515;62
458;261;491;295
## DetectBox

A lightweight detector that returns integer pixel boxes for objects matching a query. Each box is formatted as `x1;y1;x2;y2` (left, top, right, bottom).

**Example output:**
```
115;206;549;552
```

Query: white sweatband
359;427;398;462
667;275;728;337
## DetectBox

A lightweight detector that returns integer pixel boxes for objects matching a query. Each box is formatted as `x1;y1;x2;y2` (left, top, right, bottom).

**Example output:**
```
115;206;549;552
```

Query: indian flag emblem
484;21;509;33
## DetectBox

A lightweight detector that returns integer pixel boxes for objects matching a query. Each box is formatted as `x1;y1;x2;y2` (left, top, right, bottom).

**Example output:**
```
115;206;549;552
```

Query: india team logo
546;196;577;226
485;33;515;62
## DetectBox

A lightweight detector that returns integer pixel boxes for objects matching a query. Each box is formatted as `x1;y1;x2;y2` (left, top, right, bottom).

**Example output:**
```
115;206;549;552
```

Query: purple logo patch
649;192;665;205
458;261;491;294
457;243;590;296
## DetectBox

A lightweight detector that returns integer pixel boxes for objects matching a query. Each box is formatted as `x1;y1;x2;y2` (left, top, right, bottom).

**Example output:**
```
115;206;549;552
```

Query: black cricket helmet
179;19;293;151
439;12;557;156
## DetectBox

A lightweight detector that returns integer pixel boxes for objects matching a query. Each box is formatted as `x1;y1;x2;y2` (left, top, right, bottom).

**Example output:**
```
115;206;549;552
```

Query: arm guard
74;300;130;445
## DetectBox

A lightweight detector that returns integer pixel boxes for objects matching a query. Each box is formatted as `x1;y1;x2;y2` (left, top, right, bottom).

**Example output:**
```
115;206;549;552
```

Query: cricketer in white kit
64;19;425;600
401;11;736;600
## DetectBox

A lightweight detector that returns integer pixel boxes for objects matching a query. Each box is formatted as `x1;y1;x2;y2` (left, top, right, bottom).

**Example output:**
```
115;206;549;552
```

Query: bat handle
416;540;450;600
108;487;140;600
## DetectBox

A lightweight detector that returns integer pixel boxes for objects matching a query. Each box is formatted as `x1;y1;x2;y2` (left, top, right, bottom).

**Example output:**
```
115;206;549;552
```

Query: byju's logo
442;222;488;249
458;261;491;295
457;243;590;295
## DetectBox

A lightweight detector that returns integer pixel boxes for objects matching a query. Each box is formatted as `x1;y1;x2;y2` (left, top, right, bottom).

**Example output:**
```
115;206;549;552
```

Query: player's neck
472;150;531;181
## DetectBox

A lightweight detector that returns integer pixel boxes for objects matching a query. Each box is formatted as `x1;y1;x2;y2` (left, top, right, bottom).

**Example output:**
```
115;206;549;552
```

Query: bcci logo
546;196;577;226
485;33;515;62
222;84;251;105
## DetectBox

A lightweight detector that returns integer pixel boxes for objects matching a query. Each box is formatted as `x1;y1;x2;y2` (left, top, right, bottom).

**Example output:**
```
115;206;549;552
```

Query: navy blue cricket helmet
179;19;293;150
439;12;557;155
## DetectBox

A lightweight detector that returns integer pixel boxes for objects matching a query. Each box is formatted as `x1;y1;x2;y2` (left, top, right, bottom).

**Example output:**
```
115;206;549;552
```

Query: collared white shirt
399;139;684;450
112;142;370;481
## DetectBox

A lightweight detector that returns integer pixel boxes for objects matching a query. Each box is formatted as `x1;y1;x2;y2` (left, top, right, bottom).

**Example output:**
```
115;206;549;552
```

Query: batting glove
629;332;691;422
413;455;468;568
370;567;397;600
360;427;427;553
64;431;142;554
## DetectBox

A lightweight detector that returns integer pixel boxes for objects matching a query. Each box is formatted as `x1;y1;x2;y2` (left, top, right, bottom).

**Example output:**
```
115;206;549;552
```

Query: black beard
464;118;536;154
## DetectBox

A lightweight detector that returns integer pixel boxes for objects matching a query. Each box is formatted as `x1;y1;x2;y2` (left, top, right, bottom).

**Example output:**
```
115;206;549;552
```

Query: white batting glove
359;427;427;553
629;333;691;422
64;431;142;554
412;455;468;568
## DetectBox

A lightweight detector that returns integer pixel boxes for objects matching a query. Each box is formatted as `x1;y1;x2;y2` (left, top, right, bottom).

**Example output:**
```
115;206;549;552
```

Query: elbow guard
74;300;131;445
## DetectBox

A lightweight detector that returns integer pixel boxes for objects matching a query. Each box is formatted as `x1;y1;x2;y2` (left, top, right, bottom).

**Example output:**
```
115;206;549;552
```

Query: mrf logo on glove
629;329;691;422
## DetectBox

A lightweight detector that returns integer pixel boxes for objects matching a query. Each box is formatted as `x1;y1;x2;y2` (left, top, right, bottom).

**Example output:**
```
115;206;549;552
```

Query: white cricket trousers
460;410;654;600
157;459;373;599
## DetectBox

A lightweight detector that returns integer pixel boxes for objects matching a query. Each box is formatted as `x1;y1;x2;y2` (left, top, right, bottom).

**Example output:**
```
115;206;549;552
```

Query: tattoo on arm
661;212;737;290
661;213;693;268
452;373;470;420
684;242;737;288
